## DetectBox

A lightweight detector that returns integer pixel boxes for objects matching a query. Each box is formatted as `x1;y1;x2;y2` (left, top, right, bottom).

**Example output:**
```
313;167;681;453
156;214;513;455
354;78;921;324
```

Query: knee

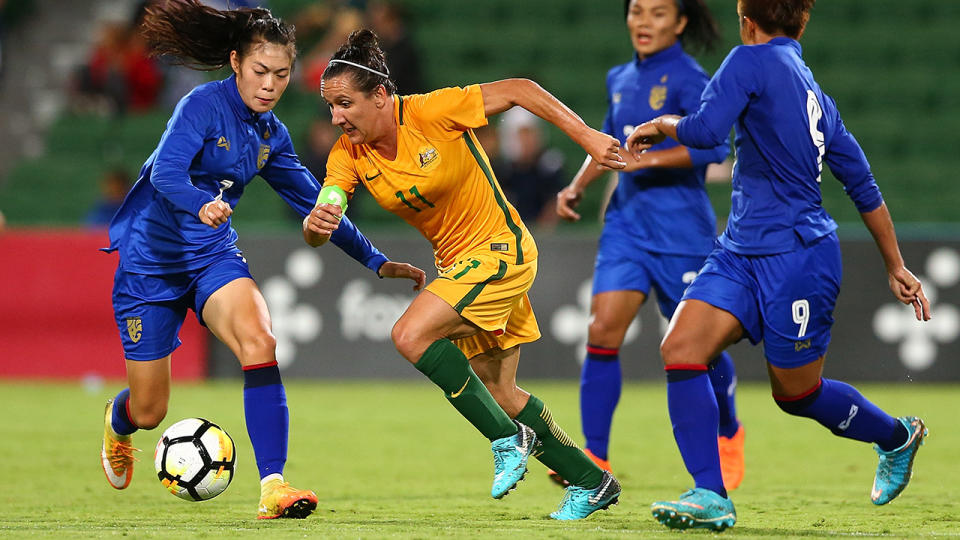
587;317;625;348
237;330;277;364
391;320;422;363
130;401;167;430
660;334;697;367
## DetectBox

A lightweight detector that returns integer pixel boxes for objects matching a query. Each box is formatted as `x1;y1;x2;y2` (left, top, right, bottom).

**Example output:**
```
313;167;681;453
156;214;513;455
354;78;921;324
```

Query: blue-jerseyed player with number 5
98;0;425;520
627;0;931;531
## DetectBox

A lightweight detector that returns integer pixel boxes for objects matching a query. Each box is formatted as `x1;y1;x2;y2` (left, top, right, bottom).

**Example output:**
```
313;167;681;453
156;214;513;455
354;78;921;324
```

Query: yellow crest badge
417;146;440;169
417;146;440;170
257;144;270;169
216;136;230;151
126;317;142;343
649;85;667;111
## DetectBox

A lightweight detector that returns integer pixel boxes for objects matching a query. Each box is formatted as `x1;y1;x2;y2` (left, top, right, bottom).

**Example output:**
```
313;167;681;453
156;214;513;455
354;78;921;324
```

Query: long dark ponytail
623;0;721;54
322;29;396;95
140;0;296;71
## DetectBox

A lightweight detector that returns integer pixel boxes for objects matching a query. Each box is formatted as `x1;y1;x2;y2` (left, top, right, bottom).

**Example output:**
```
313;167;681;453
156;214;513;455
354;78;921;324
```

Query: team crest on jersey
216;136;230;151
257;144;270;169
417;145;440;170
126;317;142;343
649;85;667;111
263;129;270;139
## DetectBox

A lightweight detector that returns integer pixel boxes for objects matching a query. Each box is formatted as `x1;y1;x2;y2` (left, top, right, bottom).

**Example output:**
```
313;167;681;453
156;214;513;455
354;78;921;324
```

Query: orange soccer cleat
718;425;745;490
101;398;139;489
257;478;319;519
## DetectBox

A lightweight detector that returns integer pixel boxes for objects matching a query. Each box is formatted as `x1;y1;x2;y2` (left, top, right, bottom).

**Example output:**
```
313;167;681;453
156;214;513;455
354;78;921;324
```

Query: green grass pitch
1;380;957;538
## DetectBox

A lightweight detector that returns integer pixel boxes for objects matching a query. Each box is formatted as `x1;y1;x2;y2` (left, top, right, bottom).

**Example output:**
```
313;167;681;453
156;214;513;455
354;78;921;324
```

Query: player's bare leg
204;277;317;519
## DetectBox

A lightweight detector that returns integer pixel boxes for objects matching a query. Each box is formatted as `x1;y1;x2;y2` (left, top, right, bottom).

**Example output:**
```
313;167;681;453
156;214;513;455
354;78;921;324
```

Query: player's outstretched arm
860;203;931;321
479;79;625;171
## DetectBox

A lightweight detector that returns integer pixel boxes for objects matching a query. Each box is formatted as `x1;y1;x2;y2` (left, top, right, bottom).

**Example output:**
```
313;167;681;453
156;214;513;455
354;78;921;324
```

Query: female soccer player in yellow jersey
304;29;625;520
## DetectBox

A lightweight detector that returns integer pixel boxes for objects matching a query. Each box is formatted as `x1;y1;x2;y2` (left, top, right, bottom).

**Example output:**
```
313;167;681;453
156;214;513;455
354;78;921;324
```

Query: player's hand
556;185;583;222
199;200;232;228
305;203;342;235
378;261;427;291
888;266;931;321
582;128;625;171
626;120;667;159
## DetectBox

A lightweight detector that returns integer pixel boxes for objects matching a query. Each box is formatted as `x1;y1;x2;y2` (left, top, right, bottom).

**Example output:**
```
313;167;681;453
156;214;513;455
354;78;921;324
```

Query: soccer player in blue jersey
554;0;745;490
98;0;425;520
626;0;931;531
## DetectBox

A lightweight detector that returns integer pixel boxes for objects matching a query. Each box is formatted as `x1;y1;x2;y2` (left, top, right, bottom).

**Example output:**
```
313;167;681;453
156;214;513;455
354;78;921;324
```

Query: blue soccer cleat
490;421;536;499
871;416;927;505
651;488;736;531
549;470;621;520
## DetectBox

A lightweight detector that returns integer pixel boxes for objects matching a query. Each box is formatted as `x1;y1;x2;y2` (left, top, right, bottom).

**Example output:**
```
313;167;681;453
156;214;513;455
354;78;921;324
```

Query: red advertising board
0;229;207;380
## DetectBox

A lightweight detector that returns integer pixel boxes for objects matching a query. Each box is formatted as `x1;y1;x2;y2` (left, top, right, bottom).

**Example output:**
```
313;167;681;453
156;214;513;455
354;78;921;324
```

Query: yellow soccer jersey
324;84;537;270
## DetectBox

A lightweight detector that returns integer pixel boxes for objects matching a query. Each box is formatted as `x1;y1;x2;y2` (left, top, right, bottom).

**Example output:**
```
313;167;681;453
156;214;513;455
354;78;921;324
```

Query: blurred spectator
366;0;424;94
85;168;132;227
300;115;340;180
495;109;565;230
297;1;367;91
72;4;163;116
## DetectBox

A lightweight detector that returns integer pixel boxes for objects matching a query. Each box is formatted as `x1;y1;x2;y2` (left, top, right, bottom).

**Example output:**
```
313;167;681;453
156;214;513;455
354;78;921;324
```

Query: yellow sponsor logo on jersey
216;136;230;151
417;145;440;170
126;317;142;343
649;85;667;111
257;144;270;169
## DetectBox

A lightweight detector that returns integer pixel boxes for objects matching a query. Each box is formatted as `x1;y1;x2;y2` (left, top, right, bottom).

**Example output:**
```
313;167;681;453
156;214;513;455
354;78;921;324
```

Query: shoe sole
872;419;928;505
493;469;527;500
101;399;132;490
258;498;319;520
652;506;735;531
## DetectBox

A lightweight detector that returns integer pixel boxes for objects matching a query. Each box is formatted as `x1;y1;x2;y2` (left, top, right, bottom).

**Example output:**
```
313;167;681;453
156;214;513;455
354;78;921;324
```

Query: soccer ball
154;418;236;501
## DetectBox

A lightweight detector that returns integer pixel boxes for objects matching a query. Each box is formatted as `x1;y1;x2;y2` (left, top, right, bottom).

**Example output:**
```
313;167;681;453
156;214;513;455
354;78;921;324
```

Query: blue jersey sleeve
677;46;763;149
329;214;389;274
260;124;389;273
677;70;730;166
823;98;883;213
150;93;217;216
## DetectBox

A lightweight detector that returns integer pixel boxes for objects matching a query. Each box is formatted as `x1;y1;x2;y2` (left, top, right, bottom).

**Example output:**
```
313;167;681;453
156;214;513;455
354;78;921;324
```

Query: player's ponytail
622;0;721;55
323;29;397;95
140;0;296;71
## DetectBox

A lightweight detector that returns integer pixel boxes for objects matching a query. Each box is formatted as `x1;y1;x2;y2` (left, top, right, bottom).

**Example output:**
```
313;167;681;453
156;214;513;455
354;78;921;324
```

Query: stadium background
0;0;958;383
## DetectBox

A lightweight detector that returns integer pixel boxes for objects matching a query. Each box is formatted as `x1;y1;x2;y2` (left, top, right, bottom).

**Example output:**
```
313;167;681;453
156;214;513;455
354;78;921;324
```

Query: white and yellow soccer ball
154;418;236;501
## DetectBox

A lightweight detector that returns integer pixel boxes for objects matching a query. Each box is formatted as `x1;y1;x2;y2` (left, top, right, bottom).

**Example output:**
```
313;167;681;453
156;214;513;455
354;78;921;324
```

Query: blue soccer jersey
602;42;729;257
677;37;883;255
105;74;387;274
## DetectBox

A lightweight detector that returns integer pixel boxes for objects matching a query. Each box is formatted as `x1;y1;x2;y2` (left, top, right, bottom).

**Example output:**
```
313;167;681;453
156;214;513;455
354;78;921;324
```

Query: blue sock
708;353;740;438
579;344;622;460
775;378;907;451
243;362;288;479
111;388;138;436
666;366;727;498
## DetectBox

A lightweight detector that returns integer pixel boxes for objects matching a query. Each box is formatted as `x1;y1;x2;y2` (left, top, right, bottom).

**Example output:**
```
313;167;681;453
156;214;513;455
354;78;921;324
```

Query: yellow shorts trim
427;254;541;359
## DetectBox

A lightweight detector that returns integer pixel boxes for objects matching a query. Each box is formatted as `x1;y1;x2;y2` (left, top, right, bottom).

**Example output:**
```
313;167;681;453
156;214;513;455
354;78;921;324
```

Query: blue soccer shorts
682;233;842;368
112;253;253;361
592;228;709;320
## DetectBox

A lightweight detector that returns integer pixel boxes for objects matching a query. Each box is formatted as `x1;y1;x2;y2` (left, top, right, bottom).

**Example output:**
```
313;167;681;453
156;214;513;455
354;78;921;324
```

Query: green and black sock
515;394;603;489
414;338;517;441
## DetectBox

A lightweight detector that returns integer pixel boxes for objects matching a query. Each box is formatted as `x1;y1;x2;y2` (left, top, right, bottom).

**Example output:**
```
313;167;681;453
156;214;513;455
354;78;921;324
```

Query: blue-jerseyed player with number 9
627;0;931;531
97;0;425;520
554;0;746;492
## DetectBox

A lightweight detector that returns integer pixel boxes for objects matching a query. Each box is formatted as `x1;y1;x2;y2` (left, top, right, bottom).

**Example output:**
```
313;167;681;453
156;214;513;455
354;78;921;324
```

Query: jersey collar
222;74;261;124
768;36;802;55
633;41;684;71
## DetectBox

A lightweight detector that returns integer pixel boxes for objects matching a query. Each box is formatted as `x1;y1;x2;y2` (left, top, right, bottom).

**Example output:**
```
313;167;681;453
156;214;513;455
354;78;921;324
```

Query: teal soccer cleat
490;421;536;499
651;488;736;531
871;416;927;505
549;470;621;520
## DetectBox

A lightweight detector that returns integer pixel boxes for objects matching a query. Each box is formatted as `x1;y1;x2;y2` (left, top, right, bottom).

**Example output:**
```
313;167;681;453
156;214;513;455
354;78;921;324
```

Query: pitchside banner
210;233;960;381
